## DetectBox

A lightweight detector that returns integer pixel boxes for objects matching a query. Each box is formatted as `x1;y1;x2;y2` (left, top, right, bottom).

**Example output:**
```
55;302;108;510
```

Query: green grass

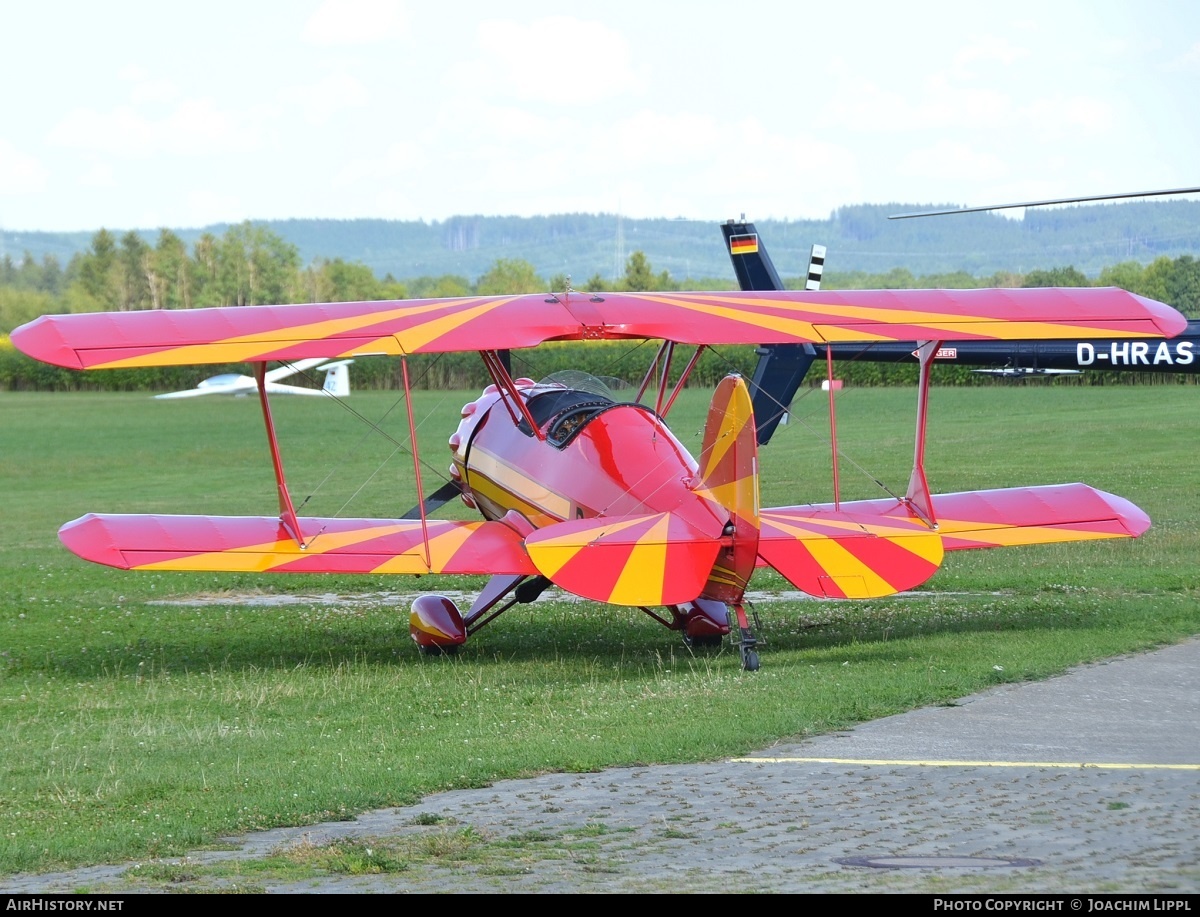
1;383;1198;875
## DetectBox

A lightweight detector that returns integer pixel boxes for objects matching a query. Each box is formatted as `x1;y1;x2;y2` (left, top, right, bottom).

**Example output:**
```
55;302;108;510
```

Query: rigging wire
701;344;905;503
282;357;460;518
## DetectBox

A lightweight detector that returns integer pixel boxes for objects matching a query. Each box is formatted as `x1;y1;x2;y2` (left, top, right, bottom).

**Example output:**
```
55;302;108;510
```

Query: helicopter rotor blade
889;186;1200;220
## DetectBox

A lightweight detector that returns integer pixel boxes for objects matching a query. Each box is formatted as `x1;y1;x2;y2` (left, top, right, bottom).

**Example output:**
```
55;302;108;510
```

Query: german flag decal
729;233;759;255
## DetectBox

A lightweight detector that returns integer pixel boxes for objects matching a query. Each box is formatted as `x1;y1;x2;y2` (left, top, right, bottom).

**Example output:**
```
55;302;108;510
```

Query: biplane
12;284;1185;670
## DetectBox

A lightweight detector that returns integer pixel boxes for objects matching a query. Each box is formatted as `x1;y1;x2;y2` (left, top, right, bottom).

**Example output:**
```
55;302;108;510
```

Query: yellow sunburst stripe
373;523;479;573
394;298;521;354
528;515;656;578
762;513;945;567
94;297;517;369
607;515;671;605
133;522;414;572
802;537;903;597
817;319;1152;343
647;292;1110;331
701;392;753;483
705;479;760;522
763;512;937;542
533;513;653;549
941;523;1125;547
639;293;1150;343
638;295;876;342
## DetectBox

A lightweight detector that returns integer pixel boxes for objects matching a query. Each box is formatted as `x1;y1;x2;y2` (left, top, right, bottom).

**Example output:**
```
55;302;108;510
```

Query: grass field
2;382;1198;875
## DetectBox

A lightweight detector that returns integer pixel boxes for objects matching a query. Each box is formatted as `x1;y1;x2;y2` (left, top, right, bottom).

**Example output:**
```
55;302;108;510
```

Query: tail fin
723;219;822;445
695;374;760;602
318;359;353;397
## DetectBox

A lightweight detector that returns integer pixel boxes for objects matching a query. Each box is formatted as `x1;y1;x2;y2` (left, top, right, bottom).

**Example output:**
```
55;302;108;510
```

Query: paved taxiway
6;638;1198;893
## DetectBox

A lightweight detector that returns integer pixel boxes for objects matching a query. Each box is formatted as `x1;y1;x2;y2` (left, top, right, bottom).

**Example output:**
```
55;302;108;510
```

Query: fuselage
446;375;759;609
450;380;723;536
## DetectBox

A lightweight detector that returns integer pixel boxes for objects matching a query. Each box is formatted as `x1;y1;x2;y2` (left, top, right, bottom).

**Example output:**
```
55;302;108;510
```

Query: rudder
695;374;760;603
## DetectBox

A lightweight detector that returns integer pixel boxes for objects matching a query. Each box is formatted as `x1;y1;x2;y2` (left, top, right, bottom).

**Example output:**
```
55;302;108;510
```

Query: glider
154;358;353;399
12;284;1185;670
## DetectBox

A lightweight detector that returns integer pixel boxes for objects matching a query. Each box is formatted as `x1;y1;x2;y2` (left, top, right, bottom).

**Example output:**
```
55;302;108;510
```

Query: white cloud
77;163;116;188
1163;41;1200;72
333;141;428;187
282;72;369;125
185;189;246;227
47;99;261;156
896;141;1009;183
474;16;642;104
952;36;1031;72
0;140;49;194
1023;95;1113;135
303;0;408;46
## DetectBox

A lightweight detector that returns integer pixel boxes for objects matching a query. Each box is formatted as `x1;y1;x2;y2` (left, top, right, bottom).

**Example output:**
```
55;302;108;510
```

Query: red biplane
12;285;1185;670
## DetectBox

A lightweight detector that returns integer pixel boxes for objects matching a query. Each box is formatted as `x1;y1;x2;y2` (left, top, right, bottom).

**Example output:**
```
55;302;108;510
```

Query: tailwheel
729;603;762;672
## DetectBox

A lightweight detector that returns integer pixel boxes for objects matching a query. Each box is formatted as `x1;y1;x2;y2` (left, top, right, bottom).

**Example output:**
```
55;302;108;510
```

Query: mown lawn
1;382;1196;874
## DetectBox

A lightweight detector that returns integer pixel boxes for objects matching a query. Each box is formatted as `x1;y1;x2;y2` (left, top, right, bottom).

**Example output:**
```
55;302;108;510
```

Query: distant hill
5;201;1200;281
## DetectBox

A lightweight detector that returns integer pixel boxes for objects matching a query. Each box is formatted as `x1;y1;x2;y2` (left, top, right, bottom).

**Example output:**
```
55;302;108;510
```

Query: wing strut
661;345;707;419
635;341;708;419
400;356;433;567
826;345;841;509
481;350;544;440
254;362;306;548
904;341;940;528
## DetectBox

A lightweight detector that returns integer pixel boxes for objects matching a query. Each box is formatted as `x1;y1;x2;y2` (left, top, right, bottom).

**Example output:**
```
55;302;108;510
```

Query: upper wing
13;288;1185;370
758;483;1149;599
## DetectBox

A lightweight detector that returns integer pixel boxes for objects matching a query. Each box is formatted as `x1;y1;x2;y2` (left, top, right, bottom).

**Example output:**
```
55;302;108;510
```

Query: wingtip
1132;292;1189;338
11;315;85;370
1097;490;1152;538
59;514;132;568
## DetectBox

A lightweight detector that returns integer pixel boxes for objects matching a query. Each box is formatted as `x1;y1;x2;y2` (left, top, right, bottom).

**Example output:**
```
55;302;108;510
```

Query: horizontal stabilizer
523;512;721;606
757;510;945;599
759;483;1149;599
907;483;1149;549
59;513;536;575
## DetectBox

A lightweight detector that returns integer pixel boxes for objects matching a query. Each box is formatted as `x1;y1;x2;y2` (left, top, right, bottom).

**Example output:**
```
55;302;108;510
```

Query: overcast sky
2;0;1198;232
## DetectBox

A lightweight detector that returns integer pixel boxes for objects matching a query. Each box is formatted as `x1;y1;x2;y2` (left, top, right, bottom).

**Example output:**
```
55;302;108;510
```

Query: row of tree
0;225;699;335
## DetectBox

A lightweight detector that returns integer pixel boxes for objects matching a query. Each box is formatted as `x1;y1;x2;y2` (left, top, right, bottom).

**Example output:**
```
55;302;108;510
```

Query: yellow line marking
732;756;1200;770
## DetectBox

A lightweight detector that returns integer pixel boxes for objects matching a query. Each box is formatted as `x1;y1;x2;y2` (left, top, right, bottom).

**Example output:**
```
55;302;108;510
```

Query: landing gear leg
730;603;760;672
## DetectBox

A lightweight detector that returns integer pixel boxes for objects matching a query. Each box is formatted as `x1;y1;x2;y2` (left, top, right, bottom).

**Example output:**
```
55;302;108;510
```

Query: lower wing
61;510;721;608
758;483;1149;599
59;514;536;575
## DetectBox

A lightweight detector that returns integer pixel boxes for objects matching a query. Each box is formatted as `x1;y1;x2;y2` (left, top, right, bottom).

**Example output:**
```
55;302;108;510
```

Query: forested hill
6;200;1200;281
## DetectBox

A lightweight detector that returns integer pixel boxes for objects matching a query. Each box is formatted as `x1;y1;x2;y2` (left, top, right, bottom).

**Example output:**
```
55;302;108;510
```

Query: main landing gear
412;578;763;671
409;575;553;656
649;599;762;671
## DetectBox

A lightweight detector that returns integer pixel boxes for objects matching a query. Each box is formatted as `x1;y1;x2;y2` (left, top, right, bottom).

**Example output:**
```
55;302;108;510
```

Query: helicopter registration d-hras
12;284;1185;670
